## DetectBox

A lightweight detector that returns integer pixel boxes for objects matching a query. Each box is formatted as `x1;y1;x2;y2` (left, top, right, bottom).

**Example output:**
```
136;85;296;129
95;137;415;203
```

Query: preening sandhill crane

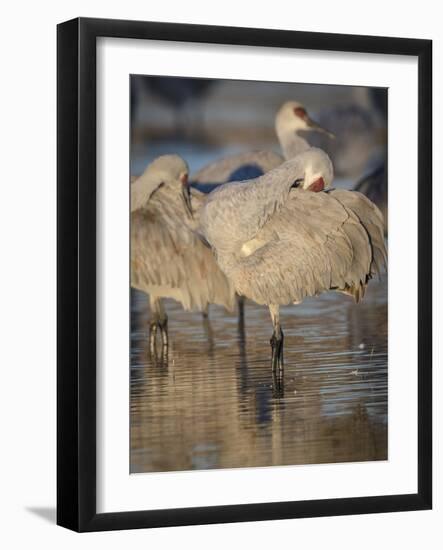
131;155;236;353
191;100;333;190
199;148;387;376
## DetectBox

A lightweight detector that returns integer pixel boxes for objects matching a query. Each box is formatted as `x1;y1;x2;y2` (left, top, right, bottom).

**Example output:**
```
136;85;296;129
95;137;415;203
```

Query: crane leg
149;296;168;357
159;316;168;352
149;320;158;356
269;305;284;376
237;295;245;335
202;307;215;349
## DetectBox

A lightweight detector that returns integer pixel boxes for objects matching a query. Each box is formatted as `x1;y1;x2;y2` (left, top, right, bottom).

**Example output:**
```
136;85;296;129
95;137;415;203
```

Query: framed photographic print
57;17;432;531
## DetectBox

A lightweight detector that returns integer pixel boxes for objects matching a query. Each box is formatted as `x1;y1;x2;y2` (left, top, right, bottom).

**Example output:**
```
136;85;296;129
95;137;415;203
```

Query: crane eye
291;178;304;189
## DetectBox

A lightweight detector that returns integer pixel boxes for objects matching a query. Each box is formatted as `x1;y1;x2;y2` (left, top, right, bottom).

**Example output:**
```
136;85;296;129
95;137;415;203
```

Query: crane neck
276;127;311;160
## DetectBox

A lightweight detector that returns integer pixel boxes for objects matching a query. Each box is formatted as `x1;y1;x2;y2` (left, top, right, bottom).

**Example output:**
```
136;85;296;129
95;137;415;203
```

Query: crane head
276;100;335;139
288;148;334;193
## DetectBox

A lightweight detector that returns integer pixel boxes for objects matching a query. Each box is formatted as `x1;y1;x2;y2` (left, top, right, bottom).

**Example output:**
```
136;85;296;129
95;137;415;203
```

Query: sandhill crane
191;100;333;189
198;148;386;378
131;154;236;354
191;100;333;323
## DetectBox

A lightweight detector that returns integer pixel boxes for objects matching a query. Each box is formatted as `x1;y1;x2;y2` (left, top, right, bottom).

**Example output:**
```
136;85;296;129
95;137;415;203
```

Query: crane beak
307;177;325;192
180;173;193;218
306;116;335;139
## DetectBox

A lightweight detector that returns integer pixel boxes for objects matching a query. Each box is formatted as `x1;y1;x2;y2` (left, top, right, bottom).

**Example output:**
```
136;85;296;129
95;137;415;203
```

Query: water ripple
130;277;387;473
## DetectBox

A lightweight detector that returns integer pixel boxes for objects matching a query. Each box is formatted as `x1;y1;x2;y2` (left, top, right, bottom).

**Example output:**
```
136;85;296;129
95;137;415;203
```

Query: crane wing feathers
131;173;164;213
131;202;236;312
328;189;387;276
231;189;385;306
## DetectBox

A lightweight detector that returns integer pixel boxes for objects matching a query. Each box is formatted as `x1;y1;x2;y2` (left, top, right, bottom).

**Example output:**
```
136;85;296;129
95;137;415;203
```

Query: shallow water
130;277;387;473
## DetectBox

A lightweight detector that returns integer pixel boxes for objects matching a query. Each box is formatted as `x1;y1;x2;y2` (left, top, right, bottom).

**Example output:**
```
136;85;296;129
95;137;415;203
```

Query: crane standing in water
198;148;386;378
131;155;236;355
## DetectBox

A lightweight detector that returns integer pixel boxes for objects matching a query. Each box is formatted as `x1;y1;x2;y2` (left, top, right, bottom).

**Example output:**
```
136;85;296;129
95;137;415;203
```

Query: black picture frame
57;17;432;532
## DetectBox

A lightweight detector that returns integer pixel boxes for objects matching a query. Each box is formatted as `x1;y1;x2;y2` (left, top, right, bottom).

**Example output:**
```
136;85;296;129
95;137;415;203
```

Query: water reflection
130;277;387;473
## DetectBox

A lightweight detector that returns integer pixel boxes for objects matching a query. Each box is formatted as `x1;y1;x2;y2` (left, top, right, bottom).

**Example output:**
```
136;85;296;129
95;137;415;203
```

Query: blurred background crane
131;76;387;189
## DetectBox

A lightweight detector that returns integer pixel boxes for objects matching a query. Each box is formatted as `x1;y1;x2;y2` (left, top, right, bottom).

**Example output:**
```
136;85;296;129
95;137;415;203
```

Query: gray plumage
131;155;236;351
199;148;386;374
191;150;283;186
191;100;331;189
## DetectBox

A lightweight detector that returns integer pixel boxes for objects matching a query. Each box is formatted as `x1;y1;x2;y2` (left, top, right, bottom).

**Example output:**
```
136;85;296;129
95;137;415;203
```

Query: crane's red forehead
308;177;325;193
293;106;307;120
